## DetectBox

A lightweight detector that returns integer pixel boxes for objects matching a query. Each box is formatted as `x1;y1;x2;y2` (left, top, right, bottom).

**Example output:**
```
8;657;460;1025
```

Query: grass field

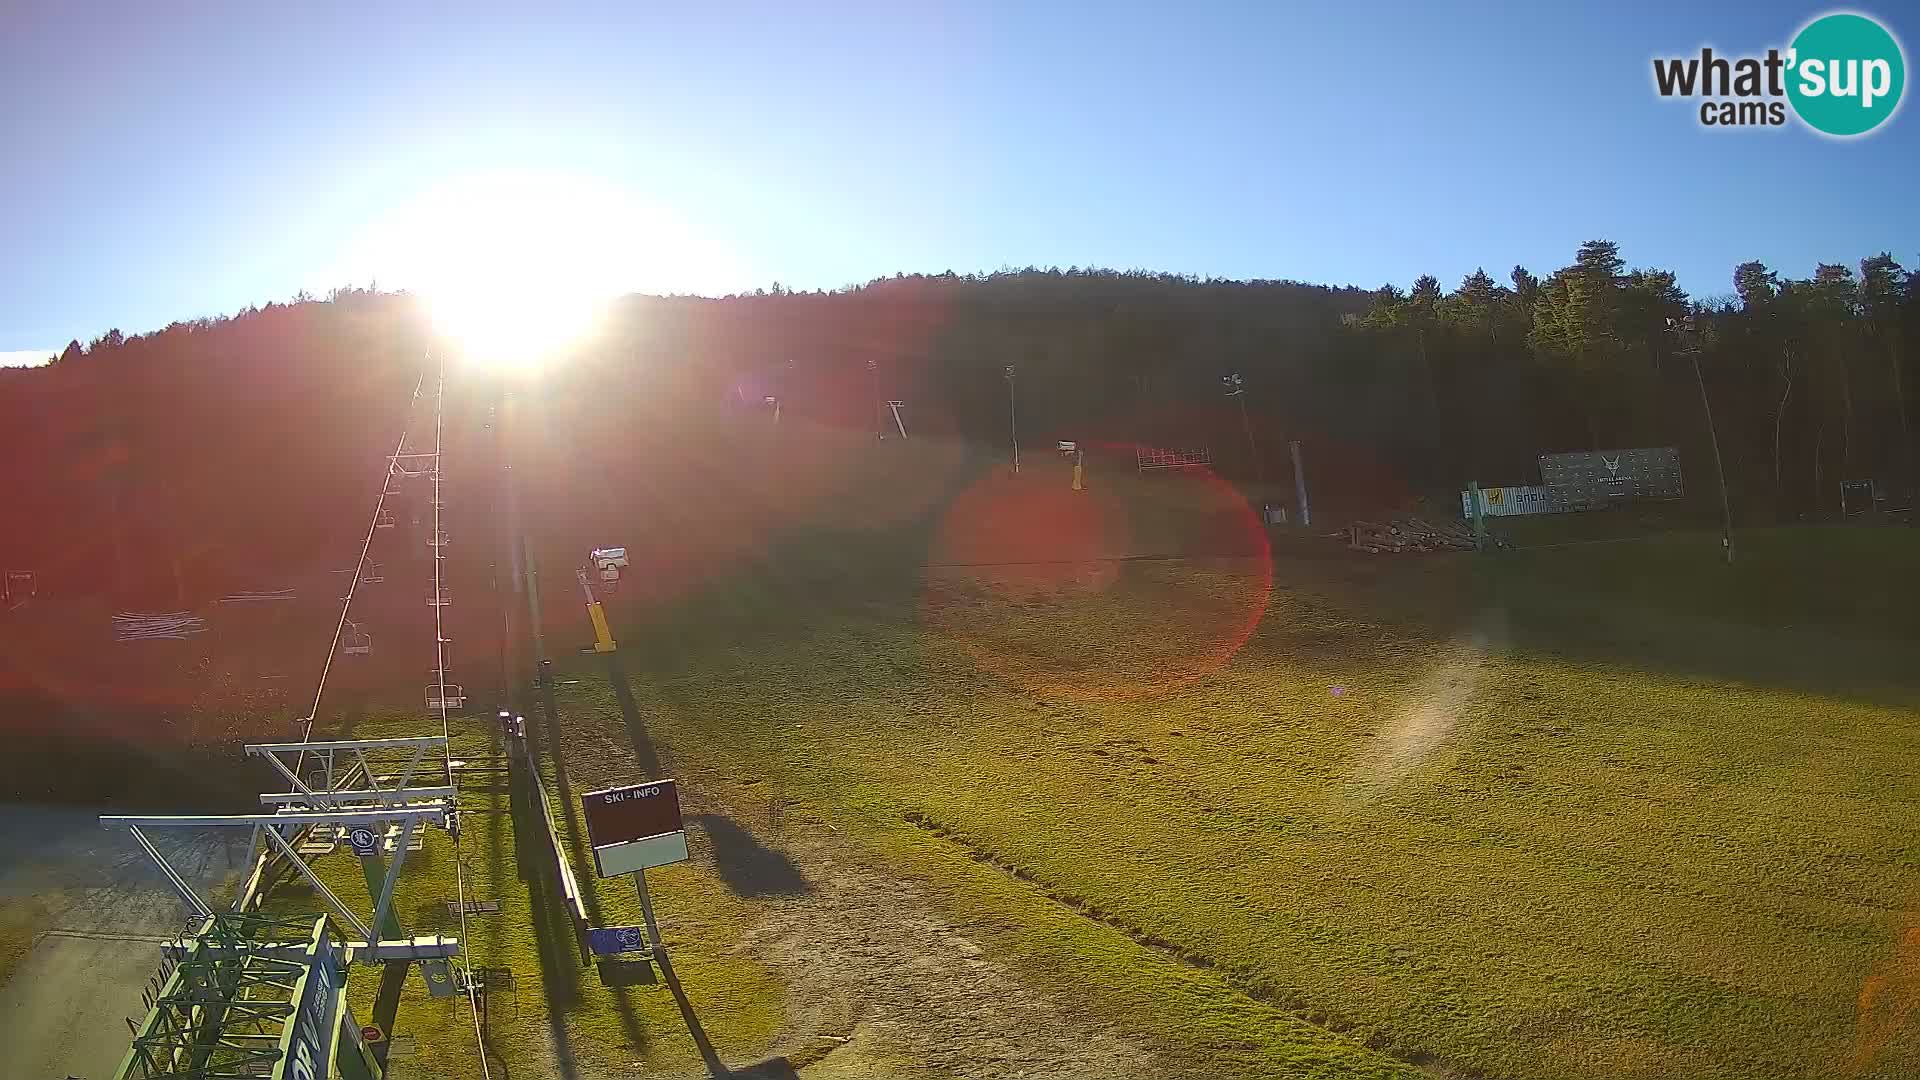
539;501;1920;1080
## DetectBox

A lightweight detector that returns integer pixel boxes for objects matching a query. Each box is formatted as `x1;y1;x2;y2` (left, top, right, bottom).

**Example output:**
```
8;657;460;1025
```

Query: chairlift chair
425;683;466;711
375;508;396;529
427;589;451;608
343;623;372;656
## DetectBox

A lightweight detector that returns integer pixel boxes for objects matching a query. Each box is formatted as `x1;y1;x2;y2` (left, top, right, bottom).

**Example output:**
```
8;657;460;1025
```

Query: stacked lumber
114;611;207;641
219;588;296;603
1347;515;1500;554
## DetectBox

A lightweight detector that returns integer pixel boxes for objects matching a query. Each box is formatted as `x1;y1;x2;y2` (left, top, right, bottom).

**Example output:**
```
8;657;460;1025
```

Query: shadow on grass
603;651;661;779
1257;526;1920;712
509;726;591;1078
727;1059;802;1080
658;948;730;1079
524;676;654;1060
368;960;408;1070
691;814;810;899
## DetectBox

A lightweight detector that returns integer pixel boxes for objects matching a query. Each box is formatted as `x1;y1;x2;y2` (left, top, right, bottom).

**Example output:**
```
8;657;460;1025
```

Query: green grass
550;519;1920;1080
258;711;785;1076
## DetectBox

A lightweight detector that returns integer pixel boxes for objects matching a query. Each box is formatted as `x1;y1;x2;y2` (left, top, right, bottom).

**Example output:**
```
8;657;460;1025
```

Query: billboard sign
1538;447;1684;504
582;779;689;877
1461;485;1574;518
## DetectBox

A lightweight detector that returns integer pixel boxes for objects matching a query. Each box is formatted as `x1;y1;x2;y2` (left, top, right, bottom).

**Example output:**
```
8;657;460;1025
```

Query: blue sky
2;1;1915;362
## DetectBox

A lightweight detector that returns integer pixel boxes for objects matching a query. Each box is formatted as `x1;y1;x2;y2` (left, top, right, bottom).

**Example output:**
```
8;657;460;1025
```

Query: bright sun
370;171;651;374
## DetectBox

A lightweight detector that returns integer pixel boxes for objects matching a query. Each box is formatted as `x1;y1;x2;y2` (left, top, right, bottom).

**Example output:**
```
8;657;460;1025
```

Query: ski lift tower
117;912;384;1080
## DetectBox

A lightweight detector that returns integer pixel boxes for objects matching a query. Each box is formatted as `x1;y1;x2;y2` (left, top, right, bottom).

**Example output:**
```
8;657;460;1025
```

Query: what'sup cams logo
1653;11;1905;136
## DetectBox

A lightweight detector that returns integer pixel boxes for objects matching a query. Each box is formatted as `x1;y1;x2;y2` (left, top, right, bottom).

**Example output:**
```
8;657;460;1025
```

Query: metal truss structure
101;735;459;961
118;914;325;1079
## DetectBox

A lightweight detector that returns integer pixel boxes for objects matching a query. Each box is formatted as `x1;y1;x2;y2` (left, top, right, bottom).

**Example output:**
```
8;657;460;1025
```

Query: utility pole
1222;372;1263;486
1004;363;1020;473
867;358;883;440
1290;440;1312;528
1674;316;1734;565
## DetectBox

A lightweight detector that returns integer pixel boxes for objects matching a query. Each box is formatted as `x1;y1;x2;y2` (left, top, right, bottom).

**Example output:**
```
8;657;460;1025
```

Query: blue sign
346;826;378;858
587;925;651;956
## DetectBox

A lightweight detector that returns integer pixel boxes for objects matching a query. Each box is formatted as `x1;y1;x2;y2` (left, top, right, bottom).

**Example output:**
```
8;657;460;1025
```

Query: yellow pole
588;600;617;653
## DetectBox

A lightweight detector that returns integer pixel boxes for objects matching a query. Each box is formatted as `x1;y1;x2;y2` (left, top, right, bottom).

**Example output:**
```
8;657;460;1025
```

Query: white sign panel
594;832;690;876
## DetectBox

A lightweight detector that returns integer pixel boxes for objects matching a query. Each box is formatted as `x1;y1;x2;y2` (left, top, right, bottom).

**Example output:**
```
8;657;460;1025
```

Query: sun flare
362;171;662;374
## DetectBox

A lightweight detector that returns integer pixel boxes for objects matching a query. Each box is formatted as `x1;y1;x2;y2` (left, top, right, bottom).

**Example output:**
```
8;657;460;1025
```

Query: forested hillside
2;244;1914;609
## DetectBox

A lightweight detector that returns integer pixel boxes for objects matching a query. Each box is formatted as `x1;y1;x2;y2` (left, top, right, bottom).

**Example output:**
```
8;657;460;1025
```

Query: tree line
1;247;1913;606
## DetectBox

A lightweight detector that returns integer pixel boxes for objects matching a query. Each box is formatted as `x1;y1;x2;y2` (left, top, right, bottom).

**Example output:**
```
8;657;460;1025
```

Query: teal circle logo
1787;13;1905;136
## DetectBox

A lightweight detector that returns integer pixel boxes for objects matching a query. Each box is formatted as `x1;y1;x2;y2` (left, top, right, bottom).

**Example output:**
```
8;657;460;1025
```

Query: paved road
0;804;247;1079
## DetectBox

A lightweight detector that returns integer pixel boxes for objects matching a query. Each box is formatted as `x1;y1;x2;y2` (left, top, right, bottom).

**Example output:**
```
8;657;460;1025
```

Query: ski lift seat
426;683;466;711
383;823;427;854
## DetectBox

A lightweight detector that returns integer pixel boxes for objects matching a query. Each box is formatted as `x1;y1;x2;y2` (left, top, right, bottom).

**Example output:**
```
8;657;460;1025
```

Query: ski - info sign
581;779;688;877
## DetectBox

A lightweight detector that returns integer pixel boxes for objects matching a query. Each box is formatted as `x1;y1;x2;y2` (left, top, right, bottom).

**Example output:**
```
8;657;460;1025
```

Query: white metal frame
101;805;450;952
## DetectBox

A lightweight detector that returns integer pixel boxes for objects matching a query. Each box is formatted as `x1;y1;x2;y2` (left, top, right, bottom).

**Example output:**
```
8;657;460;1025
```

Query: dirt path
679;788;1164;1080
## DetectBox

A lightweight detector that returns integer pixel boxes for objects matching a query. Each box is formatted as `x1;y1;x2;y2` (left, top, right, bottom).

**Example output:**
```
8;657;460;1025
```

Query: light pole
1222;372;1263;487
1673;315;1734;565
1004;363;1020;473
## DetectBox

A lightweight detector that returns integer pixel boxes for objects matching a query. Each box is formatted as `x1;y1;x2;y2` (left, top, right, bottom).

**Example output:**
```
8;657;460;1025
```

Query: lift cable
296;369;427;769
428;360;494;1080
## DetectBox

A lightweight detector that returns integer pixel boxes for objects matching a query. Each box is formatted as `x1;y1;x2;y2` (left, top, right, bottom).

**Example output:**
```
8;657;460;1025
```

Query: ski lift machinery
591;546;627;585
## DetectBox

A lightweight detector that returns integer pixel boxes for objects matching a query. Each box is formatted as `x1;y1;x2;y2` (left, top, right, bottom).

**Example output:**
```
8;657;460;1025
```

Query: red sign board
581;780;684;848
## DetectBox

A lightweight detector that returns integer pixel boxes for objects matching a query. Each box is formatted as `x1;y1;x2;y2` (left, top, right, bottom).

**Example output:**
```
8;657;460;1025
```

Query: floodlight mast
1005;364;1020;473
